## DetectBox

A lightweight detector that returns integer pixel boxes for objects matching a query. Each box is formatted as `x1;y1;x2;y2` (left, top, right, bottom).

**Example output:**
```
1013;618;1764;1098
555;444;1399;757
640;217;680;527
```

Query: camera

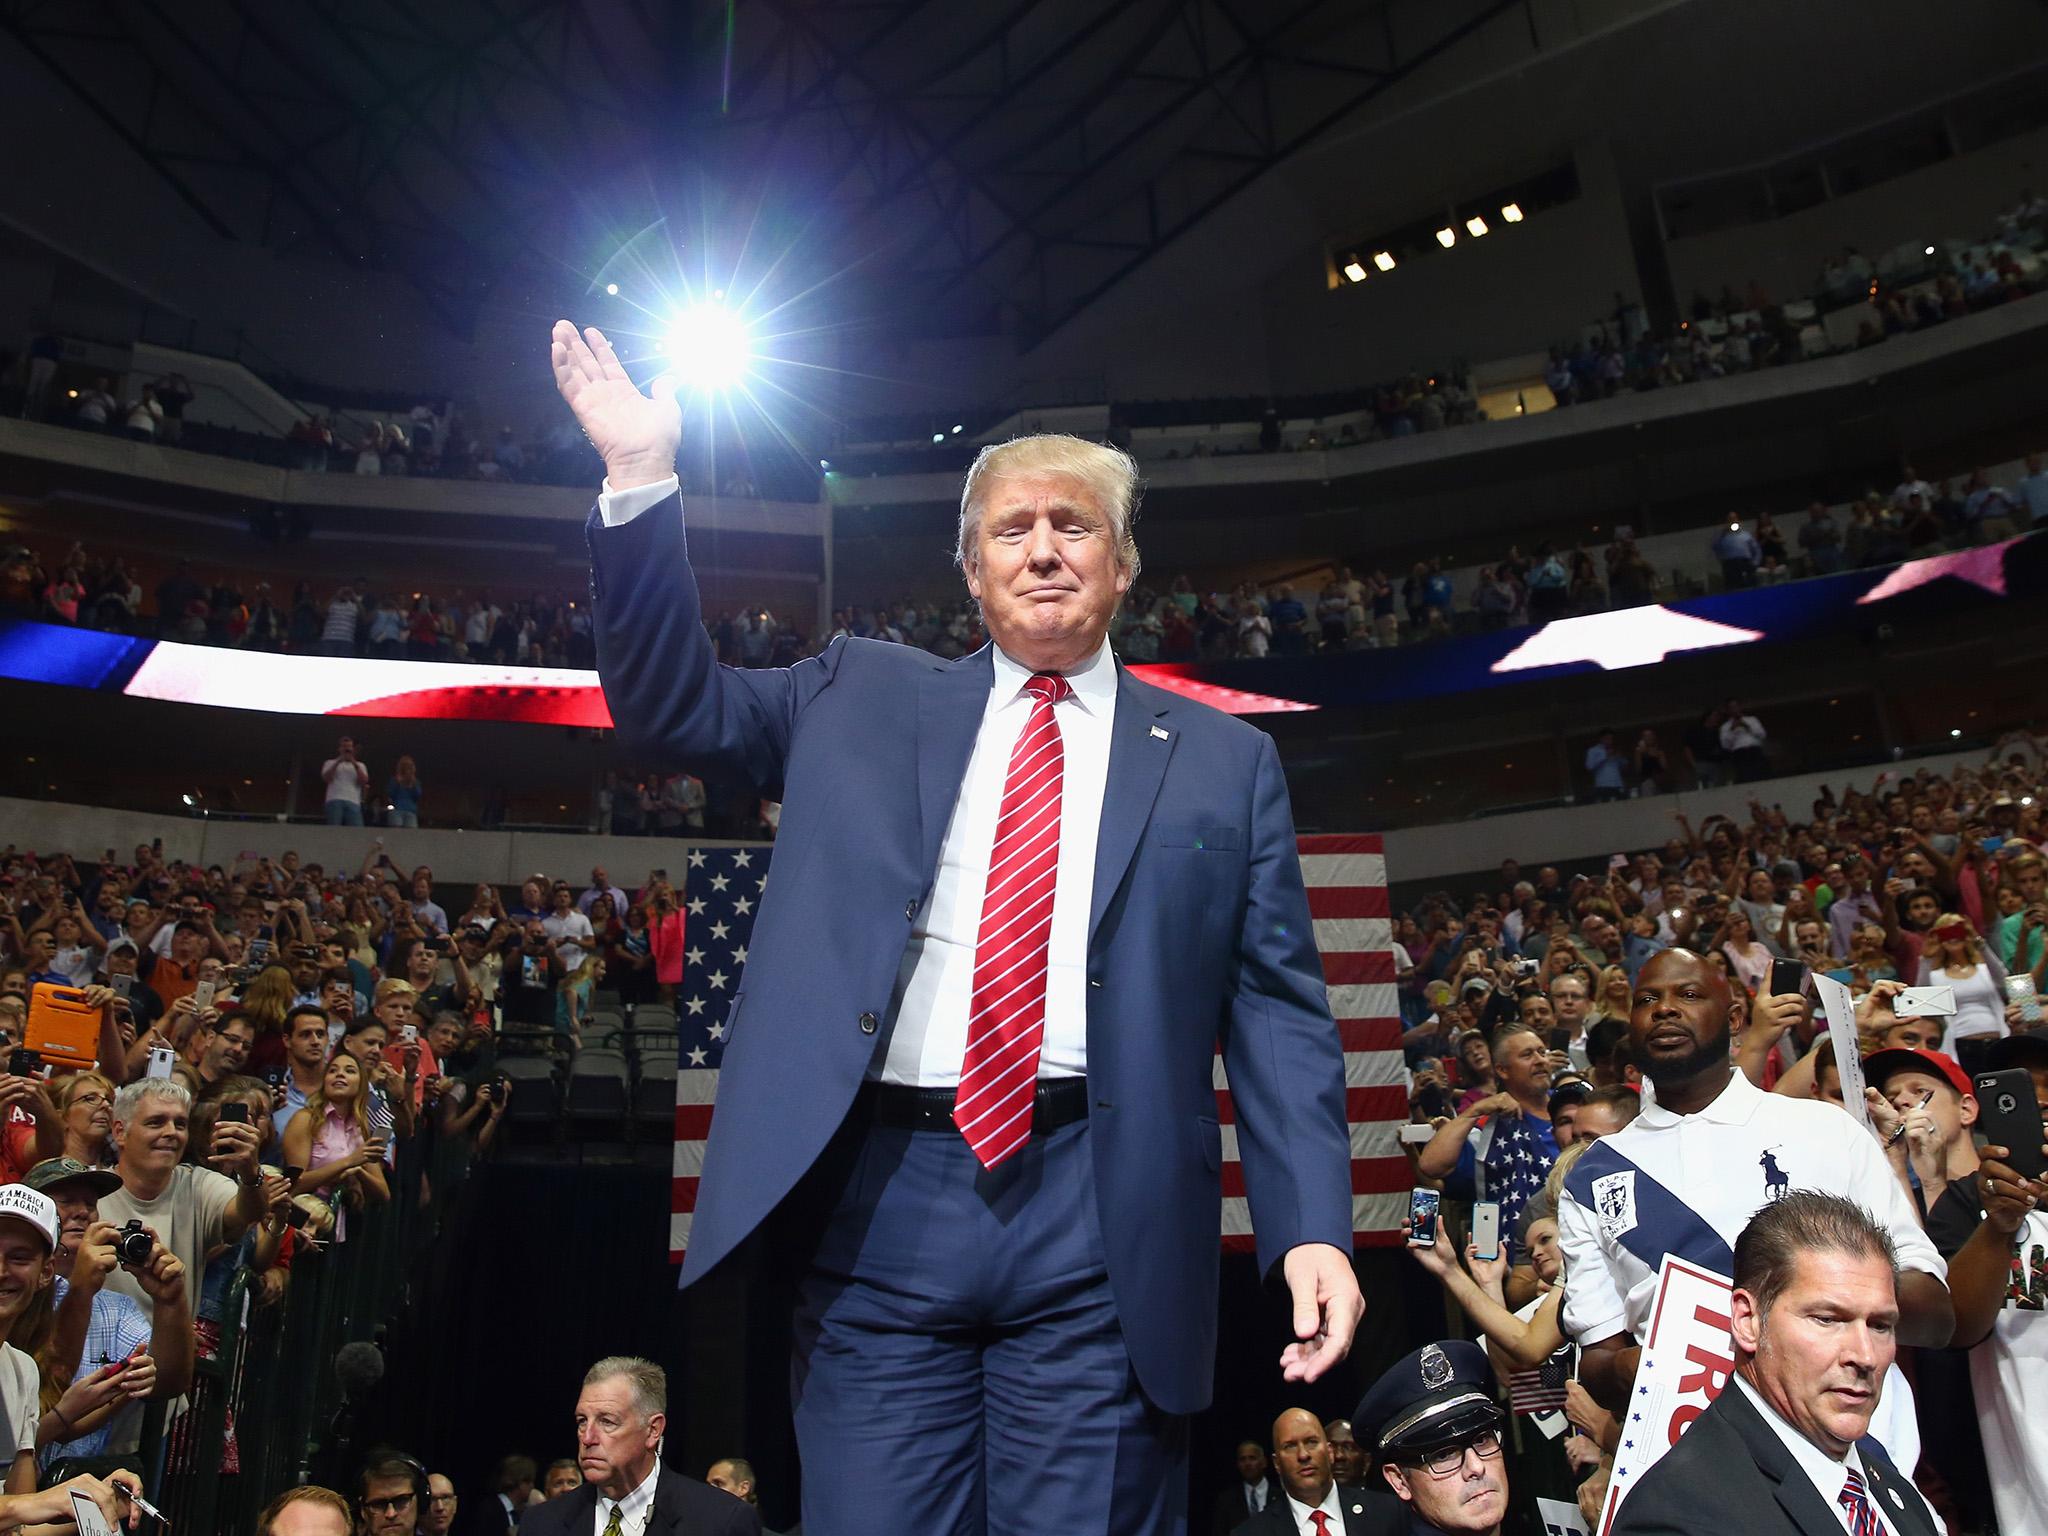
1507;956;1540;978
113;1220;154;1268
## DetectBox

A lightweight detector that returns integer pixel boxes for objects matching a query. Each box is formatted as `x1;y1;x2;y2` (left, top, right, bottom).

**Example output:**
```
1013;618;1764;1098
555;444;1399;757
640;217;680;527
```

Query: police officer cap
1354;1340;1500;1461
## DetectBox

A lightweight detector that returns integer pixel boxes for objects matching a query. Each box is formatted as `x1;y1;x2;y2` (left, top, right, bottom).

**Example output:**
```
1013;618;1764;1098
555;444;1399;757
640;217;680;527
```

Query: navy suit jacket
588;495;1353;1413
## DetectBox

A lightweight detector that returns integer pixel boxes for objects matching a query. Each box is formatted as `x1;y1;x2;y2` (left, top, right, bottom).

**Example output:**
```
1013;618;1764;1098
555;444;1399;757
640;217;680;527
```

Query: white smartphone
191;980;216;1012
1399;1122;1436;1146
2009;975;2042;1025
1895;986;1958;1018
145;1046;177;1081
400;1023;418;1045
1472;1200;1503;1263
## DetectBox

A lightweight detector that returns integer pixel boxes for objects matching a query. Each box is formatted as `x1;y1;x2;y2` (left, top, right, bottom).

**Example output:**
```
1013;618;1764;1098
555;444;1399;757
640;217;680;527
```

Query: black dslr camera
113;1219;154;1268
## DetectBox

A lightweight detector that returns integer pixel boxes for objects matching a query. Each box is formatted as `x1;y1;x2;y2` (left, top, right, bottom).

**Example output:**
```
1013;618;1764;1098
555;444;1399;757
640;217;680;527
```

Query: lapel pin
1350;1504;1363;1515
1888;1488;1904;1509
1149;725;1169;740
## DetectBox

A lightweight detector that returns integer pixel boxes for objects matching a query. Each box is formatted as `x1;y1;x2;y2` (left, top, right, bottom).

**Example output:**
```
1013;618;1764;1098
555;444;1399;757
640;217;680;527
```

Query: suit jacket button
858;1011;878;1034
904;899;918;920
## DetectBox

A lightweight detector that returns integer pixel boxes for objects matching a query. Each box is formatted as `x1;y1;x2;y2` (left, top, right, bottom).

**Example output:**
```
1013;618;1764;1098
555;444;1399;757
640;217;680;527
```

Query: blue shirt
2015;471;2048;524
1584;742;1626;791
1713;527;1761;563
41;1277;152;1463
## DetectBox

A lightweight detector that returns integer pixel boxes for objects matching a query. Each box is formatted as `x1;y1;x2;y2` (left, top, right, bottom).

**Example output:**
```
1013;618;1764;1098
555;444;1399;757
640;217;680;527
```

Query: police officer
1353;1341;1508;1536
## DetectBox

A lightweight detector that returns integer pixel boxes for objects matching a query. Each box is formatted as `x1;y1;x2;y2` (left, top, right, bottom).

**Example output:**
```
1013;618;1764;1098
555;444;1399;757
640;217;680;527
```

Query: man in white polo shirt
1558;950;1952;1470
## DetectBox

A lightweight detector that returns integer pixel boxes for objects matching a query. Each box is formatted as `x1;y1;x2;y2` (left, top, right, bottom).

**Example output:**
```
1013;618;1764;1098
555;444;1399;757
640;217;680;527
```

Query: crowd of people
1270;739;2048;1536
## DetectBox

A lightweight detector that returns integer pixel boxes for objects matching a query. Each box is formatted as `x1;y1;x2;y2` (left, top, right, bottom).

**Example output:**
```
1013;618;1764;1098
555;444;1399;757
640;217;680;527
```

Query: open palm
550;321;681;487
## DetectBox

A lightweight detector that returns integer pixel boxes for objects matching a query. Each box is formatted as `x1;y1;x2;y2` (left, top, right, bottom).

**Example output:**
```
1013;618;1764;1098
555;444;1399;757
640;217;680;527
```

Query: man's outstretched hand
1279;1241;1365;1383
549;321;681;490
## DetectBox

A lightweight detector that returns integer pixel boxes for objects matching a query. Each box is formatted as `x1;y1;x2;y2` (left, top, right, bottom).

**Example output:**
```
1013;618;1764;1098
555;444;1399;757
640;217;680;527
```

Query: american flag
672;832;1408;1260
1509;1338;1574;1414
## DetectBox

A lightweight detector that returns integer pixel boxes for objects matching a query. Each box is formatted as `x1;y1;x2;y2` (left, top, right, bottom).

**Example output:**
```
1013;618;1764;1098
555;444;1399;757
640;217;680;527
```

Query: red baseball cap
1861;1046;1973;1100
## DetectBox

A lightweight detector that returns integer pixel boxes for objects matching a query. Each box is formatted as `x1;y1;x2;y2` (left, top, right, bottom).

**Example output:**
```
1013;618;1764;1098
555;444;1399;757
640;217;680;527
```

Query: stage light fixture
1466;216;1488;237
1372;251;1395;272
605;283;619;296
932;433;945;443
1341;258;1368;283
662;304;751;390
1501;203;1524;223
819;459;831;470
1924;245;1935;256
1436;227;1456;248
952;424;964;434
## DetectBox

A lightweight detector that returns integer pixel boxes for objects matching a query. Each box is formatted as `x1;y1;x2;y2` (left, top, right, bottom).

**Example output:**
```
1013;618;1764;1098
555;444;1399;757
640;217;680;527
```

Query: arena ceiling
0;0;1532;339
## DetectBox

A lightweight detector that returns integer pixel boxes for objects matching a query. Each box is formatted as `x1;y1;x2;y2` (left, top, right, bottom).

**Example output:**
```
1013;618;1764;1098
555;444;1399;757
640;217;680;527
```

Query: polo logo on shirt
1759;1148;1793;1202
1591;1170;1637;1239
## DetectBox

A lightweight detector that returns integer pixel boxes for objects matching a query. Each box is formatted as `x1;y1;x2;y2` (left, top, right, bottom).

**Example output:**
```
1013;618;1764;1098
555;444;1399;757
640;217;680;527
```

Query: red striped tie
955;671;1071;1168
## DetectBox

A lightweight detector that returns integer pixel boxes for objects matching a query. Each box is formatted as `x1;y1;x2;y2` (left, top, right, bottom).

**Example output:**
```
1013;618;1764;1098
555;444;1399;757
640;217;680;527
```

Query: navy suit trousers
790;1116;1188;1536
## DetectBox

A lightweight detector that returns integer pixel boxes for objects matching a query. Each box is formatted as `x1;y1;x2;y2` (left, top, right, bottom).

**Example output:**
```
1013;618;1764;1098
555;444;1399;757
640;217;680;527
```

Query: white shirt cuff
597;474;680;527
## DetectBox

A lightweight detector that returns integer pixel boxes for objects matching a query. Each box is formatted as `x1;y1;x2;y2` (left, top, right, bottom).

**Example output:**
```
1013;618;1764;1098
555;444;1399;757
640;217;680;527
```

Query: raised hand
549;321;681;489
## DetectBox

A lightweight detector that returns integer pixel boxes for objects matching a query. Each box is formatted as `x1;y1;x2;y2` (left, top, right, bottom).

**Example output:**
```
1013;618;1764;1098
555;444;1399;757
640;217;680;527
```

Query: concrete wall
0;746;1987;895
1664;124;2048;307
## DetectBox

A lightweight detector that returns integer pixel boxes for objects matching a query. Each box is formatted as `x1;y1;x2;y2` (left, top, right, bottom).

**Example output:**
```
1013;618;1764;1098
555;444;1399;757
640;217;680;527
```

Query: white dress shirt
1731;1374;1929;1535
1282;1480;1344;1536
879;636;1114;1086
599;477;1114;1088
593;1460;662;1536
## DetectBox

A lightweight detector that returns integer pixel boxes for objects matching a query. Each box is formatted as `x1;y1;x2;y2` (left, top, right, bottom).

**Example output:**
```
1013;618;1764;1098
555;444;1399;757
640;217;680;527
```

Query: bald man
1234;1409;1402;1536
1557;949;1952;1469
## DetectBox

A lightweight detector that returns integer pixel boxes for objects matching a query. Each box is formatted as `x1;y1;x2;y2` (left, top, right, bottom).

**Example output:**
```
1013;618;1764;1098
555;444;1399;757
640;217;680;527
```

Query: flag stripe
674;831;1406;1260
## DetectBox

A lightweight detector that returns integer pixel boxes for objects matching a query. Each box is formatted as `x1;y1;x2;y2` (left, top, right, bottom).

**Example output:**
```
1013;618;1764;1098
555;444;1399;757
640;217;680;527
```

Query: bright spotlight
952;424;964;434
1501;203;1524;223
1466;216;1488;237
932;433;945;444
663;304;751;390
605;282;619;296
1924;244;1935;256
819;459;831;470
1341;259;1368;283
1435;227;1456;248
1372;251;1395;272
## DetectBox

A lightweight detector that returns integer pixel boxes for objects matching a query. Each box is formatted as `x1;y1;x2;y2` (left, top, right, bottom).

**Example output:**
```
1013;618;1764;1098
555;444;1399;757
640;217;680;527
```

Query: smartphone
191;980;216;1012
1608;854;1629;871
400;1023;418;1045
6;1048;40;1080
2008;976;2042;1025
146;1046;176;1081
1974;1069;2046;1180
1895;986;1958;1018
1471;1200;1503;1263
1407;1188;1441;1247
111;974;134;999
1768;959;1806;999
1398;1122;1436;1146
218;1101;249;1125
283;1164;304;1182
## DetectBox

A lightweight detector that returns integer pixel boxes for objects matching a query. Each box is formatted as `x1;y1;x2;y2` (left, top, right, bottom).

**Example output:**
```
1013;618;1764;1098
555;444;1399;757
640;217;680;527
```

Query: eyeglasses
426;1494;458;1507
1405;1431;1503;1478
363;1495;417;1515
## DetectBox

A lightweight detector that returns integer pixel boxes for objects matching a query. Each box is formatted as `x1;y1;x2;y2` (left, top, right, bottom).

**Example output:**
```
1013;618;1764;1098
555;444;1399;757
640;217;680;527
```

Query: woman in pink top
281;1053;388;1235
648;878;686;1003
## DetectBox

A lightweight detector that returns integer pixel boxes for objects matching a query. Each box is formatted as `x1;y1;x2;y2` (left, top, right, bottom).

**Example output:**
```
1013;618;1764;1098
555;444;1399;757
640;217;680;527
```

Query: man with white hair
517;1357;755;1536
554;321;1359;1536
96;1077;265;1322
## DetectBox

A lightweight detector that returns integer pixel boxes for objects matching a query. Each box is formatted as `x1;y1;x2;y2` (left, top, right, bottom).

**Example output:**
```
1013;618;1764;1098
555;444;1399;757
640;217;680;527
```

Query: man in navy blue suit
551;321;1362;1536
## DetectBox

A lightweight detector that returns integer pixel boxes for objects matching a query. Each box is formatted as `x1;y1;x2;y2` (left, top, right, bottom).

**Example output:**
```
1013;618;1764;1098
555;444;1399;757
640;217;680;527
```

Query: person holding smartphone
280;1054;389;1236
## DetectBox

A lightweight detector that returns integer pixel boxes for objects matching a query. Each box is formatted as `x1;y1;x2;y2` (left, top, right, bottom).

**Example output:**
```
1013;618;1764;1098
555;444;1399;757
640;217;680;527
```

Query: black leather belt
862;1078;1091;1136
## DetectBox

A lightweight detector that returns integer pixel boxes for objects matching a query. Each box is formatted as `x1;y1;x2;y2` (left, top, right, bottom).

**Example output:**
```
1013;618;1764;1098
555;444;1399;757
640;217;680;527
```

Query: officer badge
1591;1170;1637;1240
1419;1344;1452;1390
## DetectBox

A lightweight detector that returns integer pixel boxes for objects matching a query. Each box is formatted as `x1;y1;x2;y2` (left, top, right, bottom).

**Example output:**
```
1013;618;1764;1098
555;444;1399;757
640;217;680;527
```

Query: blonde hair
307;1050;373;1139
956;435;1142;580
1928;913;1983;964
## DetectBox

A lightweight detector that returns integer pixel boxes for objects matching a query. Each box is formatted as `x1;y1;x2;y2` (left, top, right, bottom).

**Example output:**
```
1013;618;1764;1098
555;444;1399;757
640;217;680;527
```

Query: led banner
0;534;2033;724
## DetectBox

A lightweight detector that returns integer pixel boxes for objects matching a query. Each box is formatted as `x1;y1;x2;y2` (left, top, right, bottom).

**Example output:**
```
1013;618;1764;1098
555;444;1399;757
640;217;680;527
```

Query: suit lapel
1856;1445;1938;1536
1089;665;1175;942
1717;1387;1859;1536
916;647;994;883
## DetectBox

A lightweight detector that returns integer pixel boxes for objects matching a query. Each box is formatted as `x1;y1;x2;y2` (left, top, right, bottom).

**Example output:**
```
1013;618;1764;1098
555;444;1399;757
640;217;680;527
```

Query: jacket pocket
1153;823;1246;851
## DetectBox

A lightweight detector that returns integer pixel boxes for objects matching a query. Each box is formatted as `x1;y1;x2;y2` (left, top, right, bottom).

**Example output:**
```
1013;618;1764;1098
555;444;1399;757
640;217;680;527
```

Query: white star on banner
688;849;707;867
685;947;705;967
707;970;728;990
687;897;707;915
732;945;747;964
687;1046;707;1066
685;996;707;1015
732;851;752;868
733;897;753;915
709;873;729;892
707;1022;725;1040
710;920;730;940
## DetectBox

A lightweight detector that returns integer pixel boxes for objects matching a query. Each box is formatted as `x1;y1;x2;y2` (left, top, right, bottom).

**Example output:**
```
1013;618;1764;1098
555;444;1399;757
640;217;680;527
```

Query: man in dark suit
1353;1343;1509;1535
1210;1440;1281;1536
552;324;1361;1536
518;1357;755;1536
1611;1192;1940;1536
1234;1409;1403;1536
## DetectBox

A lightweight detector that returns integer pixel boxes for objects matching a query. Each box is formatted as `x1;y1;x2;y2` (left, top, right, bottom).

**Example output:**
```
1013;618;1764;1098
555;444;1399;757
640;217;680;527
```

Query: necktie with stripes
955;672;1070;1168
1839;1469;1880;1536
